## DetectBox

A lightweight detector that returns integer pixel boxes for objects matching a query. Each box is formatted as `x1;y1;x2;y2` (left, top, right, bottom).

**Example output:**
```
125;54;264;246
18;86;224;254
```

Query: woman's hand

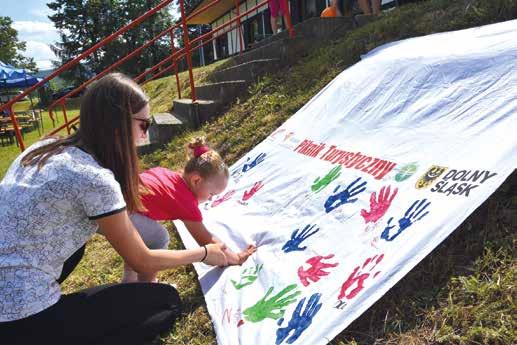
204;243;229;266
97;211;228;272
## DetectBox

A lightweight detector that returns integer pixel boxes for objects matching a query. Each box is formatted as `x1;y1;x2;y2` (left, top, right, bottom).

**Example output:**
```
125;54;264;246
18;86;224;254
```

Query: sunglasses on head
133;117;151;132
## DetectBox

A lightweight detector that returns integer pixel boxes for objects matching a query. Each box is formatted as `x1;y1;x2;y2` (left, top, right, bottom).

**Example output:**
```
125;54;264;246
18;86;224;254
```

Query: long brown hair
21;73;148;213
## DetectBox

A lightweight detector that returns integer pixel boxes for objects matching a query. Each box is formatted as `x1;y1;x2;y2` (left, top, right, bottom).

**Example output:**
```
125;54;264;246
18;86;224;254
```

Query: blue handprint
381;198;431;242
324;177;367;213
275;293;322;344
242;152;267;173
282;224;320;253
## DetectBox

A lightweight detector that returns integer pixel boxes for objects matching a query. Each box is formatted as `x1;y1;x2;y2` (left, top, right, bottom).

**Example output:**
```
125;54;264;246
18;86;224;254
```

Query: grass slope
56;0;517;344
143;59;228;114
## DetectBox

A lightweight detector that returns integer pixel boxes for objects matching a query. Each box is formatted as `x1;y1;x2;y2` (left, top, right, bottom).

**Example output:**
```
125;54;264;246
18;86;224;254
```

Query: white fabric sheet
174;19;517;345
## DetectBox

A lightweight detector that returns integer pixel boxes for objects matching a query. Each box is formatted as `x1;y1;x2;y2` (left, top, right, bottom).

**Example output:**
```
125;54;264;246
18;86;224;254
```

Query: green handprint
311;165;342;193
231;264;264;290
243;284;301;323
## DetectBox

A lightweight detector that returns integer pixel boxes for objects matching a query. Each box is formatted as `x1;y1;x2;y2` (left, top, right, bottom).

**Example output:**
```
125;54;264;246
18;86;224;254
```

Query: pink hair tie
193;145;210;157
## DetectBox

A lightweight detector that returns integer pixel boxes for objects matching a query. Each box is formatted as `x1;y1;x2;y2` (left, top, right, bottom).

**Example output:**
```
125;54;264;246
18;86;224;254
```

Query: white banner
175;20;517;345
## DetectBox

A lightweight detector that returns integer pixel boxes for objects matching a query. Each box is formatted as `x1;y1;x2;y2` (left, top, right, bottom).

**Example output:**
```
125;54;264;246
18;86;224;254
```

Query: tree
182;0;203;13
0;16;38;72
48;0;174;83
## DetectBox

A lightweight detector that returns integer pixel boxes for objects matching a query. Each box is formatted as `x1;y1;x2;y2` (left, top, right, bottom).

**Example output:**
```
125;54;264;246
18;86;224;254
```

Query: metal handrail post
283;0;295;37
61;102;70;134
178;0;197;102
169;29;182;99
233;0;245;54
7;106;25;150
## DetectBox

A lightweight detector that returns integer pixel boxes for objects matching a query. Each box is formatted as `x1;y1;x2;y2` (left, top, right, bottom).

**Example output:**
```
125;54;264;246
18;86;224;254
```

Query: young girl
123;137;256;283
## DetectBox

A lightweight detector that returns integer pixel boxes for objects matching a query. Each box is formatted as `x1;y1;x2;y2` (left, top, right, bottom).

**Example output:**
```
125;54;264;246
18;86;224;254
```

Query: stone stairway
138;16;377;154
136;113;184;154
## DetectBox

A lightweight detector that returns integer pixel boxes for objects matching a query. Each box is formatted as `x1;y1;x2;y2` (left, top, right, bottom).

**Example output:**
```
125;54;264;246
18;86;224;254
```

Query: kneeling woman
0;73;227;345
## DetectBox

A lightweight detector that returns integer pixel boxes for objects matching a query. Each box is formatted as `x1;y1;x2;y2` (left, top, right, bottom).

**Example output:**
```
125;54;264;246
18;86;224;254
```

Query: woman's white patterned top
0;140;126;321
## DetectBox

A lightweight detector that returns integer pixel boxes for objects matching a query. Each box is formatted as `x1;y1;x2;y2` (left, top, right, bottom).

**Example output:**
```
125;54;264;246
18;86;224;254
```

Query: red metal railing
136;0;273;85
0;0;295;151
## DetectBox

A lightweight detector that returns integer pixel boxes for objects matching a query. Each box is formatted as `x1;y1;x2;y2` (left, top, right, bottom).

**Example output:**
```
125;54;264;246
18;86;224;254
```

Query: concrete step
136;112;185;154
217;17;356;70
208;59;280;83
195;80;249;105
136;135;156;155
242;33;304;56
250;17;355;51
353;14;378;27
172;98;224;128
227;36;307;68
296;16;355;40
149;112;185;143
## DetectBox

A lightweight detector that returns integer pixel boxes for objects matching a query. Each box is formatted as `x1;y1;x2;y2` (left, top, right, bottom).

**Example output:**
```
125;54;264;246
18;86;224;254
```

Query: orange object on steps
321;6;337;17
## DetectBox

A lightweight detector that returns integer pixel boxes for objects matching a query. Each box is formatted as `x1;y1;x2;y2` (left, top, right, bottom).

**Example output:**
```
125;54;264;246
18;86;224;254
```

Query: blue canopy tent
0;61;41;89
0;61;44;136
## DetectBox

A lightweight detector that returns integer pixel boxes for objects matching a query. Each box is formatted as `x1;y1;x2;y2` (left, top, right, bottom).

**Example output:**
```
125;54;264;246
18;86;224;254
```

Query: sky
3;0;179;71
4;0;60;70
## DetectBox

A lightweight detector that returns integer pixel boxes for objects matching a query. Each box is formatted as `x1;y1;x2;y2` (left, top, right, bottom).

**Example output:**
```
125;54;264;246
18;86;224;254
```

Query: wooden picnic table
0;111;43;146
0;114;32;121
0;121;16;146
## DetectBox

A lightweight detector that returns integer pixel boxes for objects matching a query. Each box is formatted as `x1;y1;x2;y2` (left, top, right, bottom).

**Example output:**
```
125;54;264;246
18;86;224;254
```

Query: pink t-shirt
139;167;202;222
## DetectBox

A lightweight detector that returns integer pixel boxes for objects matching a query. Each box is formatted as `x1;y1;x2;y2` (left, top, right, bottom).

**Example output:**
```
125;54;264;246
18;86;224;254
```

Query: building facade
187;0;395;63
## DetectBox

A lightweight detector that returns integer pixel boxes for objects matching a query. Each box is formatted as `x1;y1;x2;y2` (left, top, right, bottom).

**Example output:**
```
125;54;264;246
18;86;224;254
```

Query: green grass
143;59;228;114
4;0;517;344
0;99;79;177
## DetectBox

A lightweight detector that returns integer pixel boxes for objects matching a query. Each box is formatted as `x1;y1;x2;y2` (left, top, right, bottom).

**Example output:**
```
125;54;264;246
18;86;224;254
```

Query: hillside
62;1;516;344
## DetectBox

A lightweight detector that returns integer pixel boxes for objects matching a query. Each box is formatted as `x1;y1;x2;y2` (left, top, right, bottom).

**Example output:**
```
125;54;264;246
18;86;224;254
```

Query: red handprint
297;254;339;287
338;254;384;300
242;181;264;202
360;186;398;224
211;190;236;208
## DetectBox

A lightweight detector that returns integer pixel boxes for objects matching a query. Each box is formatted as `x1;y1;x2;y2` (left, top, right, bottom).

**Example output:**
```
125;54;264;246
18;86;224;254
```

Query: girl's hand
204;243;228;266
223;244;257;265
236;244;257;265
222;247;242;265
